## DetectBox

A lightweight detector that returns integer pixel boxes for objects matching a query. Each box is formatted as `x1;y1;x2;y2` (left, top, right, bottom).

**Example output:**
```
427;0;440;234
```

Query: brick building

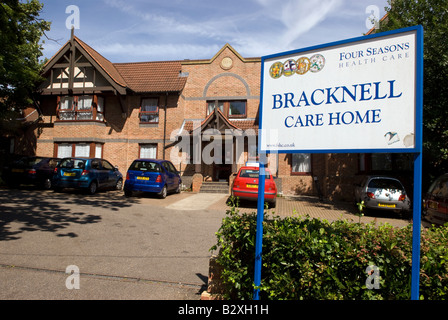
14;32;413;201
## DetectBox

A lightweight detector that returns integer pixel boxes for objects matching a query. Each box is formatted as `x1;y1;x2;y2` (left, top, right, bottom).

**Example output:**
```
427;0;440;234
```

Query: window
75;144;90;157
140;98;159;123
206;100;247;118
95;144;103;158
96;96;104;121
57;144;73;158
140;144;157;159
207;101;224;115
291;153;311;174
228;101;246;118
101;160;114;171
129;160;162;172
57;95;105;122
55;142;103;158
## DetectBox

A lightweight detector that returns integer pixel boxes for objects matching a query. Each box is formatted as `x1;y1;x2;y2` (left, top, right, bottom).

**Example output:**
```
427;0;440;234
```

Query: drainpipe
163;92;168;160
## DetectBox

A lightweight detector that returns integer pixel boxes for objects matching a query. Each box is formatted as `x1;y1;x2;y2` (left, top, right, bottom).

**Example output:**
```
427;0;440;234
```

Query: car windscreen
59;159;86;169
368;179;403;190
129;161;162;172
239;169;271;179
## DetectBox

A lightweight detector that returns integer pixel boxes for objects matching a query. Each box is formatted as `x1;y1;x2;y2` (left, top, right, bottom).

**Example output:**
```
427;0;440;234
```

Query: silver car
354;176;411;213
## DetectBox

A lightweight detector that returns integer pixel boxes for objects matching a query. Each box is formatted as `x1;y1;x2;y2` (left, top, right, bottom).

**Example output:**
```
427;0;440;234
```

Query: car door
91;159;107;188
162;162;176;190
101;159;118;187
166;161;180;190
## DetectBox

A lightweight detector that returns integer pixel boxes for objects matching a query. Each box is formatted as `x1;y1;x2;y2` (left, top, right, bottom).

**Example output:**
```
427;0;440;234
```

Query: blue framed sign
259;26;423;155
255;25;423;300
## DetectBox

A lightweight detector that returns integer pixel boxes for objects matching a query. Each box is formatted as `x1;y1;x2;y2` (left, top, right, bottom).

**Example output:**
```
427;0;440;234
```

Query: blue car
124;159;181;198
53;158;123;194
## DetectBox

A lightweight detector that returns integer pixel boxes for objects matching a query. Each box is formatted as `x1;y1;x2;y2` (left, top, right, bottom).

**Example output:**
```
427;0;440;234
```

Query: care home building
13;32;413;201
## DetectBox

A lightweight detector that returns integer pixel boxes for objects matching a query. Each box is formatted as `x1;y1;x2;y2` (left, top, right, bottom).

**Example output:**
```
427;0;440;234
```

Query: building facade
14;32;413;201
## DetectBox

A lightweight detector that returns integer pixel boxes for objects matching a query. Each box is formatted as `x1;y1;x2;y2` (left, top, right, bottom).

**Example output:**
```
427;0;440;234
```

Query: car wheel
42;178;52;190
115;178;123;190
159;185;167;199
175;183;181;194
88;181;98;195
270;198;277;209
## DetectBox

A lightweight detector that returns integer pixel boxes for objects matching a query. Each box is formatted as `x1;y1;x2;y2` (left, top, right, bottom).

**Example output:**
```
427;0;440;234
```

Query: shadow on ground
0;186;139;241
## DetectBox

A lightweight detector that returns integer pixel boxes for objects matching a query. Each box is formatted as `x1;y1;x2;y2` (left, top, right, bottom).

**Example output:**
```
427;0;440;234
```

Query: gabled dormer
40;29;127;96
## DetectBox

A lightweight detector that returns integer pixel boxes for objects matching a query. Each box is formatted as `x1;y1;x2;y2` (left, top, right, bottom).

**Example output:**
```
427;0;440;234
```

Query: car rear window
429;176;448;197
60;158;86;169
368;179;403;190
239;169;271;179
14;157;44;167
129;161;161;172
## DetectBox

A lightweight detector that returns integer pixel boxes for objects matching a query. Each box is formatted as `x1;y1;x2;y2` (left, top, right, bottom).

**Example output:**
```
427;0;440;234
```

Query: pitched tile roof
114;61;187;93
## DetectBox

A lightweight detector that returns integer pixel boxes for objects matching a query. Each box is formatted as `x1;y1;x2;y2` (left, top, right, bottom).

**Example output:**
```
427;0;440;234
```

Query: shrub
210;204;448;300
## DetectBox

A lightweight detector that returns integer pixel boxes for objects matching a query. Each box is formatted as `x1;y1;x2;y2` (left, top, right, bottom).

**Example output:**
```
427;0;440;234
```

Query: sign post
253;154;266;300
256;25;423;300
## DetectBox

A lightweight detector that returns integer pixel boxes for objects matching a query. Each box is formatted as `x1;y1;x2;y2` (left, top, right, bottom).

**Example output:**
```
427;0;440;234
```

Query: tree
378;0;448;184
0;0;50;133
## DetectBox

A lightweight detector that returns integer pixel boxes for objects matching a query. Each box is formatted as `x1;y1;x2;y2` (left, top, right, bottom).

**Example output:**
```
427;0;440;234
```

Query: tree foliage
378;0;448;182
0;0;50;132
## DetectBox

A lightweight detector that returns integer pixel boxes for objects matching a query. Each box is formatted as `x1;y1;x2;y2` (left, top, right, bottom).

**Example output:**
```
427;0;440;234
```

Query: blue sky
39;0;388;63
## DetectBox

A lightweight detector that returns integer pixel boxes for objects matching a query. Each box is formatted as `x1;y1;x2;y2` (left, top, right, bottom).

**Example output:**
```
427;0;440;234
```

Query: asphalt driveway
0;188;226;299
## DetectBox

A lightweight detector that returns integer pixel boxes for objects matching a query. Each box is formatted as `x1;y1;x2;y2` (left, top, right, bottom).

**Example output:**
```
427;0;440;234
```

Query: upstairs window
228;101;246;118
140;98;159;124
206;100;247;118
57;95;105;122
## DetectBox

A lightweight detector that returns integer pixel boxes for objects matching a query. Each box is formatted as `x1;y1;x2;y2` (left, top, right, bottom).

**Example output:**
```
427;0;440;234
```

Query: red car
231;166;277;208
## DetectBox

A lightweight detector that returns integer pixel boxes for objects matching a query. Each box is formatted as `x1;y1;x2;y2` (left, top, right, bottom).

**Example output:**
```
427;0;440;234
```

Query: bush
210;203;448;300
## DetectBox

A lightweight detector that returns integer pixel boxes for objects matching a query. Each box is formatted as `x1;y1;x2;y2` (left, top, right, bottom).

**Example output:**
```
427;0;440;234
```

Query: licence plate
137;176;150;181
64;172;76;177
246;184;258;188
12;169;24;173
378;203;396;208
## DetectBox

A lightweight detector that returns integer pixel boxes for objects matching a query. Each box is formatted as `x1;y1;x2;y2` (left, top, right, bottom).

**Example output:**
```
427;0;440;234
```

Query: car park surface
52;157;123;194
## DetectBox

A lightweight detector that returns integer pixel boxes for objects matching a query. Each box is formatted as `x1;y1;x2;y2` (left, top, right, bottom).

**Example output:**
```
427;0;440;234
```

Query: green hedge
210;204;448;300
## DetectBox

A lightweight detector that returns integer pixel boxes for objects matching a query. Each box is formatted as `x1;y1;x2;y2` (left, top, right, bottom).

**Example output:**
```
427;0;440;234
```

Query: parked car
354;176;411;213
423;173;448;225
2;156;60;189
124;159;181;198
231;166;277;208
53;158;123;194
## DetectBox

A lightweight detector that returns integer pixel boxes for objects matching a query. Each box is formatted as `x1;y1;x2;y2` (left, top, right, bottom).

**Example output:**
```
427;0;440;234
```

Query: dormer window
139;98;159;124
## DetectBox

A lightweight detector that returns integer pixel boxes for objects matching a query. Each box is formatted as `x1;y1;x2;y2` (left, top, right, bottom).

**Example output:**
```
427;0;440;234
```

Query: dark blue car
124;159;181;198
53;158;123;194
